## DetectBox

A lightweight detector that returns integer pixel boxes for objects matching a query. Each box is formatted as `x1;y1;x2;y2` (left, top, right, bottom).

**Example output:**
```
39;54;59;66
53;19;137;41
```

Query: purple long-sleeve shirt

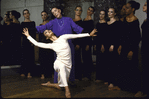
36;17;83;36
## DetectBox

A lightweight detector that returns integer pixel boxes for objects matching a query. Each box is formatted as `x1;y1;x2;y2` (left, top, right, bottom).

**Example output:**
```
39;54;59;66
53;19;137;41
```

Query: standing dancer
39;11;54;79
22;28;97;98
20;9;36;78
73;6;84;81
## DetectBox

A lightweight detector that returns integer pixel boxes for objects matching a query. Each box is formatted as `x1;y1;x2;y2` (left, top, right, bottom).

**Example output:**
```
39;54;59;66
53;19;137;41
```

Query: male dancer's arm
23;28;53;49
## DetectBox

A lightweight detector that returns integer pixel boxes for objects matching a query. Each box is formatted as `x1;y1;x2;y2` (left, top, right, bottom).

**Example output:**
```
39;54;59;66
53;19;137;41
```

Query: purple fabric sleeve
36;20;54;34
69;18;83;34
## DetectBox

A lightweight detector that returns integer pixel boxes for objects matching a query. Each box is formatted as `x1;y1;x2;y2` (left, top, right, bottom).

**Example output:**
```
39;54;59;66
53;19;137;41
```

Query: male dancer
22;28;97;98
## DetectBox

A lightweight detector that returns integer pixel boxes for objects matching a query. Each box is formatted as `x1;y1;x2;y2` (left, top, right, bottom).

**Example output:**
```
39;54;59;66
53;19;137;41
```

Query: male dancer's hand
22;28;30;37
90;29;97;36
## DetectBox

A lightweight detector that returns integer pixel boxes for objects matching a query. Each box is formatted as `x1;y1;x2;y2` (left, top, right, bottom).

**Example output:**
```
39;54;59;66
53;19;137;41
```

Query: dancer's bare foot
109;86;121;91
27;73;32;78
65;86;71;98
95;80;102;83
27;75;32;78
108;83;114;88
104;82;108;85
20;74;25;77
134;91;143;97
41;74;45;79
108;83;114;90
82;77;89;81
41;81;61;90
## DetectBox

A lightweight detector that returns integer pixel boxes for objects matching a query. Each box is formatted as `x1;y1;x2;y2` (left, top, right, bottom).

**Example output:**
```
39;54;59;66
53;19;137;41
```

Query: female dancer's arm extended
23;28;52;49
62;28;97;40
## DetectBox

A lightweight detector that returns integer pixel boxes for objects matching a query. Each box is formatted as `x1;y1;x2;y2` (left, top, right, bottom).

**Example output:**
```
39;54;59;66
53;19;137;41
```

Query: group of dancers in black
0;0;148;97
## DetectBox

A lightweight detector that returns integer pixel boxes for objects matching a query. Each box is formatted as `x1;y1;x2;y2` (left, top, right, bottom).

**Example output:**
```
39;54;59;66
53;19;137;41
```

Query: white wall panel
81;2;94;20
26;0;43;7
1;0;25;9
25;6;43;26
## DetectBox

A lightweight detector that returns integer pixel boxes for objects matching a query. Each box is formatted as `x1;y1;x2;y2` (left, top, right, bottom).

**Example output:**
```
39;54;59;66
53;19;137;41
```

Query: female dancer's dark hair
107;6;118;21
41;10;50;22
23;9;30;15
75;5;82;10
128;1;140;14
99;9;108;21
89;6;95;12
41;10;48;14
11;10;21;20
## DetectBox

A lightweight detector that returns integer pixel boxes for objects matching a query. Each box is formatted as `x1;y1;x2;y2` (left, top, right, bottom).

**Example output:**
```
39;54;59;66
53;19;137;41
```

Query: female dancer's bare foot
20;74;25;77
104;82;108;85
41;74;45;79
108;83;114;88
95;80;102;83
41;81;61;90
27;75;32;78
65;86;71;98
108;83;114;90
109;86;121;91
134;91;143;97
27;73;32;78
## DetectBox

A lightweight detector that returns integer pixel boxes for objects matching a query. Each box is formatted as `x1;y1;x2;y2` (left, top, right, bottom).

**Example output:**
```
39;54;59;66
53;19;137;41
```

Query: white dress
27;33;90;87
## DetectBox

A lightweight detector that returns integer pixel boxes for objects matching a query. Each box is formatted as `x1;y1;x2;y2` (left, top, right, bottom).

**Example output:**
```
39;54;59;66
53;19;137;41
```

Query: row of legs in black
74;45;147;94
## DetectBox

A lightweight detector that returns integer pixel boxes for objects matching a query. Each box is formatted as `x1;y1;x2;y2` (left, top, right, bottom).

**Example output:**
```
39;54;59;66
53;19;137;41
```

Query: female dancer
72;6;84;81
9;10;21;65
36;6;84;84
94;10;108;83
119;1;142;95
3;13;11;65
106;6;122;90
136;1;148;97
0;16;3;66
82;6;95;81
23;28;97;98
39;11;54;79
20;9;36;78
120;4;126;22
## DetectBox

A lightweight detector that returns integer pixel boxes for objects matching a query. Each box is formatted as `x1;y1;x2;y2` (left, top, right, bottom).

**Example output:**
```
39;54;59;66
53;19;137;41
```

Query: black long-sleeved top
0;24;3;42
21;21;36;46
122;18;141;52
94;22;108;48
106;21;122;50
72;20;84;45
81;20;94;45
141;19;149;52
3;22;21;46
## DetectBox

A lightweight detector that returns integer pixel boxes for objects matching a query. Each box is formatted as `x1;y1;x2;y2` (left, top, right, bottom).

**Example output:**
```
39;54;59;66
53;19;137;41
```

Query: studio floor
1;69;147;98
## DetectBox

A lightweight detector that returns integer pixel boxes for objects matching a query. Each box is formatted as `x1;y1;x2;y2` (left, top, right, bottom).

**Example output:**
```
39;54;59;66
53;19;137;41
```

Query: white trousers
54;59;71;87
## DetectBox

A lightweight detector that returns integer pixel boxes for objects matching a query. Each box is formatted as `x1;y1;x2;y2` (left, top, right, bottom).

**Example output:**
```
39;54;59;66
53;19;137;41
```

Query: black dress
39;24;54;78
94;22;108;81
72;20;84;80
119;18;141;92
141;19;149;95
81;19;94;80
106;21;122;86
3;22;22;65
0;24;4;66
20;21;36;76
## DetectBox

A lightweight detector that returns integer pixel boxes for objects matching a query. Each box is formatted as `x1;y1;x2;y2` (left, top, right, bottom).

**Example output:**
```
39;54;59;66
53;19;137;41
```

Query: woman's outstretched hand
22;28;30;37
90;29;97;36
